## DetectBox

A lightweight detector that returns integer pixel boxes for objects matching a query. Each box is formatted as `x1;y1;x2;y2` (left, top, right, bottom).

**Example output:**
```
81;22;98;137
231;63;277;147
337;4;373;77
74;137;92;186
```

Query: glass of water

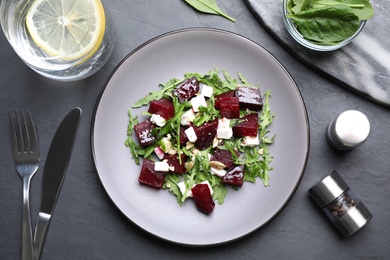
0;0;115;81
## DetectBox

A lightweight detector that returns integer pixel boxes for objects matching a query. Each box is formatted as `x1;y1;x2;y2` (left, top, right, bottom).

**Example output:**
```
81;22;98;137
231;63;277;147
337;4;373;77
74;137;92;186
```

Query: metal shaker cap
308;170;348;208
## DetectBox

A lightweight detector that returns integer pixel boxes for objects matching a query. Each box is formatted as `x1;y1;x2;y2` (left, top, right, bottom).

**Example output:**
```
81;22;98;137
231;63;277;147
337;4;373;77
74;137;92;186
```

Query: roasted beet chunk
163;153;188;174
148;98;174;120
215;90;235;109
236;87;263;111
191;184;215;214
134;120;155;147
210;148;236;169
173;76;199;103
232;113;258;137
194;119;218;150
221;165;244;186
138;159;165;188
219;97;240;119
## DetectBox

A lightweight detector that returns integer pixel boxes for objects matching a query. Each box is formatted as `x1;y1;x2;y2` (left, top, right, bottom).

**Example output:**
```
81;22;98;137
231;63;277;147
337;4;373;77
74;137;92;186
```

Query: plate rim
90;27;310;246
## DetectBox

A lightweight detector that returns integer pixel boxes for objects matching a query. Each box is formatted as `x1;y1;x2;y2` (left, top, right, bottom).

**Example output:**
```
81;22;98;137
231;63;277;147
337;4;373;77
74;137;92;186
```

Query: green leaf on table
184;0;235;22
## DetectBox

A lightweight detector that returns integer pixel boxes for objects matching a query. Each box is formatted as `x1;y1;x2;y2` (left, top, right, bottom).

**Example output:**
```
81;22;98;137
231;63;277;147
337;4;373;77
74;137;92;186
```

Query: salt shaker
326;110;370;150
309;170;373;237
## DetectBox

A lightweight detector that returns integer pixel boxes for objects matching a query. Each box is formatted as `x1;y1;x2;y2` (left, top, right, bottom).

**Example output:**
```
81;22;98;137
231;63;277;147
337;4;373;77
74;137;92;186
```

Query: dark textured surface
0;0;389;259
245;0;390;107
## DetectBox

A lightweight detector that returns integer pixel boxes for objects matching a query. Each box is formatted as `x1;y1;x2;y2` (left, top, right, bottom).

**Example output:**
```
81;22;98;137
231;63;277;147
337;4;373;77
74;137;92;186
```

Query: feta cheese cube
191;95;207;112
241;135;260;147
200;84;213;97
217;118;232;139
217;127;233;139
185;127;197;142
150;114;166;127
218;118;231;129
180;109;196;126
154;161;170;172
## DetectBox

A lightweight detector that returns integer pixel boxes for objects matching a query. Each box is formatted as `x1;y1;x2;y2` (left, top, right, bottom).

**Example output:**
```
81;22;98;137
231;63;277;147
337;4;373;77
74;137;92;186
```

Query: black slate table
1;0;389;259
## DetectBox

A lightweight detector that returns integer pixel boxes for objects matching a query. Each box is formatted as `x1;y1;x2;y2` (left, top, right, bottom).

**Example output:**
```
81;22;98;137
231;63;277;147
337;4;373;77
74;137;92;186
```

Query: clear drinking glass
0;0;115;81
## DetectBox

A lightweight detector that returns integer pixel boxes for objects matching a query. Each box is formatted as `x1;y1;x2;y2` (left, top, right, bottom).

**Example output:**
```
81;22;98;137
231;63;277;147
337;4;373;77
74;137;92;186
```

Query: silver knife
33;108;82;260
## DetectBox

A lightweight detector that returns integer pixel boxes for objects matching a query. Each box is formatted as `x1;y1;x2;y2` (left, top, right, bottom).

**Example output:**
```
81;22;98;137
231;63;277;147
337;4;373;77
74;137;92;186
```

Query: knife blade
33;108;82;260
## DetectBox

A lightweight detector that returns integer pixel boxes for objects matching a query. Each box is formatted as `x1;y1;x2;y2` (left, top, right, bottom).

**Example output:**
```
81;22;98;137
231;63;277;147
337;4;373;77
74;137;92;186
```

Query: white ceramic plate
91;28;309;246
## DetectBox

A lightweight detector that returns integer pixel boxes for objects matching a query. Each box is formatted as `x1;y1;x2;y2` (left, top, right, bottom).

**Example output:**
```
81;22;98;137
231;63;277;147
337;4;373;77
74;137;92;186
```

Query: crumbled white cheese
154;161;170;172
185;127;197;142
180;109;196;126
217;127;233;139
200;84;213;97
241;135;260;147
218;118;230;129
190;95;207;112
150;114;166;127
211;167;227;177
217;118;233;139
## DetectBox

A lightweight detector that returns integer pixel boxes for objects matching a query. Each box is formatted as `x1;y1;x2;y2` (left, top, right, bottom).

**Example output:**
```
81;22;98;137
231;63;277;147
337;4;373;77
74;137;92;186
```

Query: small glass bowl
282;0;366;51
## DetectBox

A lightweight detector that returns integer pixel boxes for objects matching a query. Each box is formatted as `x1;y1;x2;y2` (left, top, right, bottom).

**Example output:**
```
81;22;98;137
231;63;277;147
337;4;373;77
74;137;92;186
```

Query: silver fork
9;109;40;260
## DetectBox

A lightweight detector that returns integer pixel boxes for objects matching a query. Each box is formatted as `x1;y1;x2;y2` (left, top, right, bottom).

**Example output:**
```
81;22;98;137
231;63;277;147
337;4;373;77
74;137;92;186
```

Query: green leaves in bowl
286;0;374;45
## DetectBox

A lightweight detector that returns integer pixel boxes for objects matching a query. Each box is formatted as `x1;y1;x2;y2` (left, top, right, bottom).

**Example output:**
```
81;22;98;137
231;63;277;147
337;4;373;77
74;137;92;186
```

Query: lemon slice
26;0;105;61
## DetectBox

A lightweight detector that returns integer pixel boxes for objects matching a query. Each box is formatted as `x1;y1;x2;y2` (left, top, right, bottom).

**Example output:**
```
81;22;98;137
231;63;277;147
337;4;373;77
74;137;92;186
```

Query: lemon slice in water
26;0;105;61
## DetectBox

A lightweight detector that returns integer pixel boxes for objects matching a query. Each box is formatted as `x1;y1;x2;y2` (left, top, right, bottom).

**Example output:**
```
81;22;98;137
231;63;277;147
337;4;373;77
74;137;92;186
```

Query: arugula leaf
164;174;184;205
124;110;142;165
259;90;274;138
184;0;235;22
212;182;228;205
132;78;182;108
257;90;275;185
185;68;252;96
181;168;197;204
193;96;220;126
237;72;249;85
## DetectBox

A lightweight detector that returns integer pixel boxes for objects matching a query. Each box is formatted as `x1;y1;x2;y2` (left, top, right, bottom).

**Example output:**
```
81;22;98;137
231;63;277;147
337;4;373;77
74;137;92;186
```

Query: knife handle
33;212;51;260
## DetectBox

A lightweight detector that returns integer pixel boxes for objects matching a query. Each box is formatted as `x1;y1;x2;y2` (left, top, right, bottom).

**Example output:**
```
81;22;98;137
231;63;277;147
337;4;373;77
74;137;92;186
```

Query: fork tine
25;109;39;154
9;110;22;154
21;110;31;153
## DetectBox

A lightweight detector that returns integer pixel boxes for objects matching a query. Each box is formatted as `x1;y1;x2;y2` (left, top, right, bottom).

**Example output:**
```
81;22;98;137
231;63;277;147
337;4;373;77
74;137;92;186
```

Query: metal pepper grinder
309;170;373;237
326;110;370;150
